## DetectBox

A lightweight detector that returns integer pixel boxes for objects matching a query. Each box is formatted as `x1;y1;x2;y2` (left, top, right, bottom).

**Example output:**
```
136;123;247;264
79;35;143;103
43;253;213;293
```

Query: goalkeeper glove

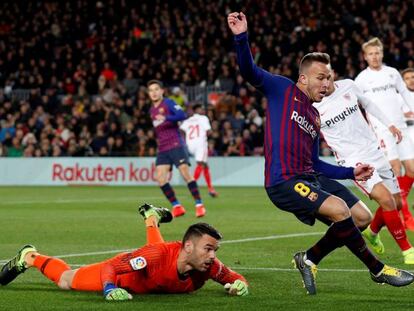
224;279;249;296
103;283;132;301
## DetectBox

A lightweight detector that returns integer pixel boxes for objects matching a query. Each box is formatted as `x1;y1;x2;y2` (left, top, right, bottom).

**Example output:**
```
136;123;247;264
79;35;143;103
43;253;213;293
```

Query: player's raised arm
352;81;402;143
228;12;275;94
227;12;247;35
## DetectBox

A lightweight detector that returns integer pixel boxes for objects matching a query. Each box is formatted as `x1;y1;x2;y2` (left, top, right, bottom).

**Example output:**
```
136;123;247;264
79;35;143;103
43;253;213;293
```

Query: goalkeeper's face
187;234;220;272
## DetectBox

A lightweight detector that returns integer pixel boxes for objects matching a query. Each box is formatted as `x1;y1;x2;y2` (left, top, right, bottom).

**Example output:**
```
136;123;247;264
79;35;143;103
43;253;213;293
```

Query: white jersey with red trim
355;65;414;130
313;79;380;161
180;114;211;147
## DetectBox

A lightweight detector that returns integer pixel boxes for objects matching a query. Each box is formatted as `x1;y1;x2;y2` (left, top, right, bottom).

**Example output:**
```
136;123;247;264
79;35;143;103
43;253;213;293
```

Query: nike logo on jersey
293;96;303;103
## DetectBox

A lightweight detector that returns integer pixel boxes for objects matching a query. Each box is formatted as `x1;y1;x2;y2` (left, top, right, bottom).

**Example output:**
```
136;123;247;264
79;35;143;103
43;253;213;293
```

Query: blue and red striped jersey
234;32;354;187
150;98;187;152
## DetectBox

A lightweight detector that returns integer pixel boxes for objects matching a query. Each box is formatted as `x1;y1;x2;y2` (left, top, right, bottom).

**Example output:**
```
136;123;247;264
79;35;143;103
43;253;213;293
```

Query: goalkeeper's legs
27;250;104;291
146;224;164;244
0;246;76;289
138;203;172;244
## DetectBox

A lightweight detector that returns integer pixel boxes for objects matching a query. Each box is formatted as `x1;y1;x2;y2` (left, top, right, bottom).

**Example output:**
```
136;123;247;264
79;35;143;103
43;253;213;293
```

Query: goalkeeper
0;204;248;300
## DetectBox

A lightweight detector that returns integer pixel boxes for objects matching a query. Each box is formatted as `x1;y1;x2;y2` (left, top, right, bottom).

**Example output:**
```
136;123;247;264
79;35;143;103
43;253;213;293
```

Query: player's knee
179;166;193;182
395;196;403;210
156;173;168;185
380;196;397;211
405;170;414;179
57;271;74;290
57;279;71;290
354;212;372;230
330;199;351;221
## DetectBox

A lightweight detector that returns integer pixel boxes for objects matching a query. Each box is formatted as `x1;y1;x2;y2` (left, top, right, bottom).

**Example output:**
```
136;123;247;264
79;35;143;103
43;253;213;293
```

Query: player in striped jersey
314;75;414;264
148;80;205;218
0;204;248;300
228;11;414;295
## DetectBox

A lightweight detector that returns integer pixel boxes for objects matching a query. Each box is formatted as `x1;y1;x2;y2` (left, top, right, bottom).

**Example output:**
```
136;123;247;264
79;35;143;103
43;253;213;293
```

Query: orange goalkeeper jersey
100;241;246;294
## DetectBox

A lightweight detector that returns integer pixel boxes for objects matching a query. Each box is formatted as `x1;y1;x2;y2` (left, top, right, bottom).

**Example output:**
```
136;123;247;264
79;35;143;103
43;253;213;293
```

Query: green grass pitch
1;186;414;311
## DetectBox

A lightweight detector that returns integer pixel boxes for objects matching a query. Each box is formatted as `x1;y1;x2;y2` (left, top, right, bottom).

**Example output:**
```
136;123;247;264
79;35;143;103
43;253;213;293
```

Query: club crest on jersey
343;93;351;101
290;111;317;139
159;108;165;114
308;192;318;202
129;256;147;270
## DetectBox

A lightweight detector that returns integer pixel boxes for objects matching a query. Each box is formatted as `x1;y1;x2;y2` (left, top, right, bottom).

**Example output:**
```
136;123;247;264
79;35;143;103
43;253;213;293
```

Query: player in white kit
402;68;414;143
355;38;414;230
180;105;218;197
314;75;414;264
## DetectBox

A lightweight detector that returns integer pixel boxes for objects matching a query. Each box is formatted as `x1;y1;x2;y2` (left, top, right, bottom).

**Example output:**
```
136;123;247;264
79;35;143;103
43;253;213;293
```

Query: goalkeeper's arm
209;258;249;296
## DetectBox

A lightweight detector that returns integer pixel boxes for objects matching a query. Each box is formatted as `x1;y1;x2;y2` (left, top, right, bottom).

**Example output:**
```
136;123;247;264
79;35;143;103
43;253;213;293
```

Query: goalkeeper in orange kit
0;204;248;300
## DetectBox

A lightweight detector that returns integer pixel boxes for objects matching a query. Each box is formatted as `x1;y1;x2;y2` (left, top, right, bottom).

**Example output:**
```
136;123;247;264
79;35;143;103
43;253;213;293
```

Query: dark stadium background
0;0;412;158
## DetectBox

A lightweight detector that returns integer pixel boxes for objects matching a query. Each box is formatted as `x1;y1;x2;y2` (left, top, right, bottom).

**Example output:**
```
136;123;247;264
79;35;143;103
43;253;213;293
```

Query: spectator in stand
0;1;413;158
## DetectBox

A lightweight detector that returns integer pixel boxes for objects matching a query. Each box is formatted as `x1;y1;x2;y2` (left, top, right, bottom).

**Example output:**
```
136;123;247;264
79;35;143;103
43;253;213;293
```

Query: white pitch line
0;232;324;263
0;197;161;205
233;267;368;272
220;232;324;244
64;264;369;272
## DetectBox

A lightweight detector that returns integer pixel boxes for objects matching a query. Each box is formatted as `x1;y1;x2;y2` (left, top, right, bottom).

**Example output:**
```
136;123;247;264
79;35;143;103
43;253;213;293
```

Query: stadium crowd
0;0;413;157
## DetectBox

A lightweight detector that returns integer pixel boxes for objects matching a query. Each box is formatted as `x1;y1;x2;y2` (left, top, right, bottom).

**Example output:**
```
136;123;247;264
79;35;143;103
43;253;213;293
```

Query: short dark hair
299;52;330;74
192;104;202;111
182;223;222;244
402;68;414;78
147;79;164;88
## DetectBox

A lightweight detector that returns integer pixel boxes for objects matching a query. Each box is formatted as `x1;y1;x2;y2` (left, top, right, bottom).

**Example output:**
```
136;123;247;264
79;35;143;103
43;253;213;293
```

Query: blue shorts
156;146;190;168
266;173;359;226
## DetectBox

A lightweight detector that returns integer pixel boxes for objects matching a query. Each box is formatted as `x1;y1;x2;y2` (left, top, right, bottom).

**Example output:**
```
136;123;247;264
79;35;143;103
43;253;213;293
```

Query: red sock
194;164;203;181
383;209;412;251
370;207;385;234
33;255;70;285
398;176;414;220
204;166;213;189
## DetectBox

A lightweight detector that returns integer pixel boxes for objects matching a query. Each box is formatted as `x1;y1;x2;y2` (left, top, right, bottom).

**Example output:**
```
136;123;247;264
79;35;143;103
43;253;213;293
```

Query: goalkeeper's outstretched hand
224;279;249;296
104;283;133;301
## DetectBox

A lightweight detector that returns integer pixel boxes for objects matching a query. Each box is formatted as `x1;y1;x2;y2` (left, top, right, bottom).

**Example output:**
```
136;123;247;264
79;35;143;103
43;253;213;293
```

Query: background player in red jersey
0;204;248;300
148;80;206;218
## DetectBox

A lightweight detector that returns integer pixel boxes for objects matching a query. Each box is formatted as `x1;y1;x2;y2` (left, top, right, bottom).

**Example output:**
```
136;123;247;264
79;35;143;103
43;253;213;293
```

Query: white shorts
377;127;414;161
406;125;414;147
338;149;400;195
187;142;208;163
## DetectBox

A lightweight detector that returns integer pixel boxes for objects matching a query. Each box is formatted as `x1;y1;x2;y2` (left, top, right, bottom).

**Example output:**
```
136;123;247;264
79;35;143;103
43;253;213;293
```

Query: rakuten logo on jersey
291;111;317;139
324;104;358;127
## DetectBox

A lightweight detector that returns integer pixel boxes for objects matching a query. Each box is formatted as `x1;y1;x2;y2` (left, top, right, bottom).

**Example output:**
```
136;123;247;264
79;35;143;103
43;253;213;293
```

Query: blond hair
362;37;383;53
